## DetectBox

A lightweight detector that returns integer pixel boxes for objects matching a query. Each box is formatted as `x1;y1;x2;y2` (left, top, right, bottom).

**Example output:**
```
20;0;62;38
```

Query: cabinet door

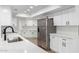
59;38;69;53
60;38;67;53
0;8;11;25
66;38;75;53
54;14;69;26
62;13;69;25
68;12;79;25
50;36;76;53
50;36;54;50
54;8;79;26
52;37;59;52
60;38;74;53
54;15;62;26
50;36;60;52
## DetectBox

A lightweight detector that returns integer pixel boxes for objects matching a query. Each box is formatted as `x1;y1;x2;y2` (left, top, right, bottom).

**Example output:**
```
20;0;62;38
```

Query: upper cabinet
0;7;12;25
54;14;62;26
53;6;79;26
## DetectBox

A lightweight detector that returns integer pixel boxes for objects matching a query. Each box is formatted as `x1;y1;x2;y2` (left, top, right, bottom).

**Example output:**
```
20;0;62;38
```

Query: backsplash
17;19;37;38
56;26;79;37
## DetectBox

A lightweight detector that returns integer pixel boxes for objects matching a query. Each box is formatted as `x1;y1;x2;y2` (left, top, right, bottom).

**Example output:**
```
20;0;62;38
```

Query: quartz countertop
0;33;47;53
50;33;79;39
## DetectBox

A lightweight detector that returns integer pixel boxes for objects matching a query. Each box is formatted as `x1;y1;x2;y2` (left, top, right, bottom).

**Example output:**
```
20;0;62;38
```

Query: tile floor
25;37;55;53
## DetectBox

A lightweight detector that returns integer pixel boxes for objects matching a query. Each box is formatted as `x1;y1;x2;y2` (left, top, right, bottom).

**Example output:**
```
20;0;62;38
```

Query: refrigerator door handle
38;27;39;32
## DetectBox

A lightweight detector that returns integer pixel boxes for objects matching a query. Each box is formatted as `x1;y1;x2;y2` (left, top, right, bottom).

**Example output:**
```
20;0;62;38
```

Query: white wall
11;17;18;32
0;6;12;38
0;6;12;25
14;17;37;38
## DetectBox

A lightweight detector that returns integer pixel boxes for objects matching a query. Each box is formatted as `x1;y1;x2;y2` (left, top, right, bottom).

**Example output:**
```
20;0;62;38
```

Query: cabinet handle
66;21;69;25
62;42;66;47
62;39;66;47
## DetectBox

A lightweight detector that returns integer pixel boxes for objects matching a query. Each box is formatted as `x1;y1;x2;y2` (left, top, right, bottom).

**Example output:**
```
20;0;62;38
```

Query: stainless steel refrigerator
37;17;56;50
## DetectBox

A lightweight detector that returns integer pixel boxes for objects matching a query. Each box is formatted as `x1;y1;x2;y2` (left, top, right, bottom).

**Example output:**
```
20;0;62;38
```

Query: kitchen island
0;34;47;53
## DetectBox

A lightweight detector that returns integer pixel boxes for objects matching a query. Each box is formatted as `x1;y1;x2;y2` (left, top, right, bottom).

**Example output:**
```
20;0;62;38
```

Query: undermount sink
7;37;23;43
6;33;23;43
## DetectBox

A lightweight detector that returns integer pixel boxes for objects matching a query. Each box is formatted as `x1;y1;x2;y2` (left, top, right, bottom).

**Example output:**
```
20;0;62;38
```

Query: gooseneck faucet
3;26;15;41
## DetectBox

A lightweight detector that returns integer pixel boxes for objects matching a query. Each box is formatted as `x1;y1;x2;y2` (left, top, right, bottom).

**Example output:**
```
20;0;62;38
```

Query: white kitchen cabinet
50;35;76;53
60;38;75;53
61;13;68;25
54;13;72;26
53;7;79;26
60;38;68;53
69;12;79;25
54;14;69;26
59;37;75;53
54;15;63;26
50;36;61;52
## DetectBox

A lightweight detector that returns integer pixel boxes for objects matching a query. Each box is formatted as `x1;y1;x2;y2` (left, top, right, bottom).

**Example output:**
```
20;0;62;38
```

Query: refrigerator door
37;18;56;50
37;19;47;49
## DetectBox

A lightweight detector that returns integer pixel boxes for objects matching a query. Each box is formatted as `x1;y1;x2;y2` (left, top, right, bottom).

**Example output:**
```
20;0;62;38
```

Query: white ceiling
10;5;50;17
11;5;75;17
0;5;75;17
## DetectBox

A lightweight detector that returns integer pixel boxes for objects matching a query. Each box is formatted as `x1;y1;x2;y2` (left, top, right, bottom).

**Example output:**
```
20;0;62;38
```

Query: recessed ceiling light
3;9;8;13
27;9;30;11
30;6;34;9
16;13;30;17
34;5;38;6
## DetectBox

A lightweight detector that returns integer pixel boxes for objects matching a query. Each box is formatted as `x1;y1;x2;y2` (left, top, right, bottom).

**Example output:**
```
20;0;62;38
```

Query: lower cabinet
60;38;73;53
50;35;75;53
50;36;61;52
